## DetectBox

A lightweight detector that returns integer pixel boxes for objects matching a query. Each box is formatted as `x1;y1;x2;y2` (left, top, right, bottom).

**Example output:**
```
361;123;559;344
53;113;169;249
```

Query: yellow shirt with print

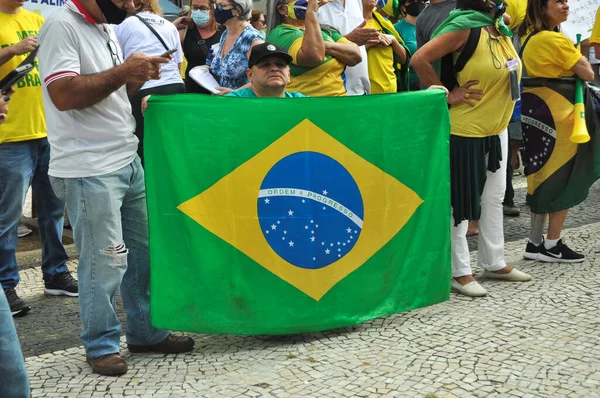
521;30;580;78
286;27;349;97
589;7;600;46
450;28;520;138
0;8;45;144
364;18;396;94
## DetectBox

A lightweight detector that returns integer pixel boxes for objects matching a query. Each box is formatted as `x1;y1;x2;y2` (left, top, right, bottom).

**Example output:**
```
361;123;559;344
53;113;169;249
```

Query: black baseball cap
248;43;293;68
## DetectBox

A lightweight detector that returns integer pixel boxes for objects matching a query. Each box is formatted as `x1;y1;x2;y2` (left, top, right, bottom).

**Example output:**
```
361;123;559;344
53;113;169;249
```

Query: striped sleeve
38;19;81;86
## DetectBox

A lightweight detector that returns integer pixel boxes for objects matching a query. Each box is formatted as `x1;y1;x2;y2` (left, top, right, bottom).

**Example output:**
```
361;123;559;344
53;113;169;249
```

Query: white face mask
191;9;211;26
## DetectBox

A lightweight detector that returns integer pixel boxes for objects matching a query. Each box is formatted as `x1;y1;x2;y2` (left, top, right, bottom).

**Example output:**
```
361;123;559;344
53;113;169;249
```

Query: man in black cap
227;43;306;98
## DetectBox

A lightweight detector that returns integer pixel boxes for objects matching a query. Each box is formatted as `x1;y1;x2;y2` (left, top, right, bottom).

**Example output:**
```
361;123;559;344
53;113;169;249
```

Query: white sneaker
451;279;488;297
17;224;32;238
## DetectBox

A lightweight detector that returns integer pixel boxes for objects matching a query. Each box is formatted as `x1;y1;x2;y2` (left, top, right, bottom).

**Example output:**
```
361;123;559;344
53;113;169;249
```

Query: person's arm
324;40;361;66
571;56;595;81
48;53;168;111
296;0;326;67
345;20;380;46
0;36;38;66
173;16;188;43
380;34;407;64
411;30;482;106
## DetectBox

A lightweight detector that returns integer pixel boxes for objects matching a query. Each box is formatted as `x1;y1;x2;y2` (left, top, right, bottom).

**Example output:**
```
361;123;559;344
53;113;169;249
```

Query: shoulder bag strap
134;14;170;51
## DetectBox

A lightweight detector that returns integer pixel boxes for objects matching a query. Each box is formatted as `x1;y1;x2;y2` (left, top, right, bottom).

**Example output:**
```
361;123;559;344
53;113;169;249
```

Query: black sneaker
524;240;542;260
538;239;585;263
503;204;520;217
4;288;31;317
44;271;78;297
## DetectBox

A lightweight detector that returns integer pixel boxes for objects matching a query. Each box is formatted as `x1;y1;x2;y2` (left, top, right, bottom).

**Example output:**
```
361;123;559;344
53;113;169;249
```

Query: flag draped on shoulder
144;91;452;335
521;77;600;213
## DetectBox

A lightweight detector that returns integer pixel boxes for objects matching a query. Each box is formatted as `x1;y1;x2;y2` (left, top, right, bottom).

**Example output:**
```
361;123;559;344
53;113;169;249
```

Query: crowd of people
1;0;599;391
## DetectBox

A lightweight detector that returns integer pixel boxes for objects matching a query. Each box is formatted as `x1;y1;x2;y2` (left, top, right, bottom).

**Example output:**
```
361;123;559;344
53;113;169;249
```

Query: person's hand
0;87;15;124
141;95;151;116
11;36;38;55
216;86;234;95
428;85;449;97
448;80;482;106
378;34;395;46
124;52;171;83
345;21;380;46
173;16;188;30
315;0;332;9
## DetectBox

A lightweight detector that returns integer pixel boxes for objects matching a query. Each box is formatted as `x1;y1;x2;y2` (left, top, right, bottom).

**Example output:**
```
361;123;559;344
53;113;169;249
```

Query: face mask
191;9;211;26
285;0;308;20
96;0;128;24
405;2;425;17
214;5;235;24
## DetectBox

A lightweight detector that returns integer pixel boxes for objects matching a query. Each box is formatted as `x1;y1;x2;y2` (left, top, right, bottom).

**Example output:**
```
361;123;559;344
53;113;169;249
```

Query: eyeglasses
191;5;210;10
99;25;122;68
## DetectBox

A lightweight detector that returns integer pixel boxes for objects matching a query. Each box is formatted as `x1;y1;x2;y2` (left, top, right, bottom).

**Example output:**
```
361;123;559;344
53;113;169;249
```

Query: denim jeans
50;156;169;358
0;138;68;289
0;288;30;398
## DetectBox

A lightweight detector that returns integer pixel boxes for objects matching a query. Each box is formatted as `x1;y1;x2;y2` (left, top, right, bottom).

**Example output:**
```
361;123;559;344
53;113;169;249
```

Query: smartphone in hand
159;48;178;57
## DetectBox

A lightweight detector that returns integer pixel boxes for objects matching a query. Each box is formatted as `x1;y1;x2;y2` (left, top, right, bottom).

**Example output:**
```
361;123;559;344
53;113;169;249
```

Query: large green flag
521;78;600;214
144;91;451;335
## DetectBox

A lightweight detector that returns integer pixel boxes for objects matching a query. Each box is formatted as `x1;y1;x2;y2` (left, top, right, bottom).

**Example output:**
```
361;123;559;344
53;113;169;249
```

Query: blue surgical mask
191;9;211;26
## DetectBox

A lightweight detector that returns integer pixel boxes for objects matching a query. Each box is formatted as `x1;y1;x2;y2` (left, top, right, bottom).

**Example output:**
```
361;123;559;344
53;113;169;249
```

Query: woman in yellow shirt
411;0;532;297
517;0;594;263
266;0;362;96
362;0;408;94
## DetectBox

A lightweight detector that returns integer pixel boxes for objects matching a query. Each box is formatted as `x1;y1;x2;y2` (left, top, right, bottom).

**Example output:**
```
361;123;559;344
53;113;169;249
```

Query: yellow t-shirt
505;0;526;30
0;8;45;144
589;7;600;45
521;30;580;78
365;18;396;94
450;28;520;138
269;24;349;96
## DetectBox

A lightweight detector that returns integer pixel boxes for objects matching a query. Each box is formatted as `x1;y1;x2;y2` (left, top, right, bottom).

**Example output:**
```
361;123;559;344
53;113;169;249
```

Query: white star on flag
271;224;277;230
305;225;308;229
283;230;287;235
325;249;330;254
323;190;328;195
310;236;315;242
288;209;294;216
289;241;294;247
330;243;334;247
347;228;352;233
310;220;314;223
264;198;270;204
311;230;314;234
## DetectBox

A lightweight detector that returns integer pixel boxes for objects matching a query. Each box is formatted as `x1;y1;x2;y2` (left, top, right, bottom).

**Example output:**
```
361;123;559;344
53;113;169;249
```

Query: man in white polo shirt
38;0;194;376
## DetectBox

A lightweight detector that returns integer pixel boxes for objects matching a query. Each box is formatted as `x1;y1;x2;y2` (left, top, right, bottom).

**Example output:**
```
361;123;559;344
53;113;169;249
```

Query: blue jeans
0;138;68;289
0;288;30;398
50;157;169;359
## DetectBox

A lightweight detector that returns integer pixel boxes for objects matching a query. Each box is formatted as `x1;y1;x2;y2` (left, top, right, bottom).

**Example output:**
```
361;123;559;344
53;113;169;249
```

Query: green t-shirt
394;19;418;86
226;88;306;98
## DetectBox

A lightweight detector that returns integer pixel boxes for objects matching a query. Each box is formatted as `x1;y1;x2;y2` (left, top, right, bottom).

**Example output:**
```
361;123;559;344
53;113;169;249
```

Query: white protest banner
561;0;599;43
23;0;65;18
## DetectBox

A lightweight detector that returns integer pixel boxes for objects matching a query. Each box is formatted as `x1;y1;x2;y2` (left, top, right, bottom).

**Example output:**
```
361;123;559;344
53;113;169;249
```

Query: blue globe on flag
257;151;364;270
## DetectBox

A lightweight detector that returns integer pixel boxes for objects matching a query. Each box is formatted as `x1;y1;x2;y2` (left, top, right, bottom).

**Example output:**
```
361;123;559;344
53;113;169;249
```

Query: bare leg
547;209;568;240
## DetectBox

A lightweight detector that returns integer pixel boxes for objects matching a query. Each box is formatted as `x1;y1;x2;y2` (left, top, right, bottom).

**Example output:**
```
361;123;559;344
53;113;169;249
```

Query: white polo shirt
115;11;184;91
38;0;137;178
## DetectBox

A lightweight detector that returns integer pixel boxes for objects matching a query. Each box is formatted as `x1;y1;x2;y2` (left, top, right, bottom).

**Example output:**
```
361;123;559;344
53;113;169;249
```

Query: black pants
504;142;514;206
130;83;185;166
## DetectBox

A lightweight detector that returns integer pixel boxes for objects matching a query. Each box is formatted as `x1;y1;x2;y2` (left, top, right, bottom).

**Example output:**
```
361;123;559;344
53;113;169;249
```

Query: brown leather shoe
86;354;128;376
127;333;195;354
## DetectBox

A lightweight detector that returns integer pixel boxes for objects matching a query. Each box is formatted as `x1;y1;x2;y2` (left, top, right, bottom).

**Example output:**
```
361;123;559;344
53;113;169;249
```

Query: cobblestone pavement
14;176;600;397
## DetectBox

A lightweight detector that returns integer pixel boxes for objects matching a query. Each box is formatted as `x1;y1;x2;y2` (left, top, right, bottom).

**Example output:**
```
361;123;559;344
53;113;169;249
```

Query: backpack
440;27;481;91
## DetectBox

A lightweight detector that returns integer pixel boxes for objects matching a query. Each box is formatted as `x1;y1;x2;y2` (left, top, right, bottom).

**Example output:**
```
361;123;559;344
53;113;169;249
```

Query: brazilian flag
521;78;600;214
144;91;451;335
